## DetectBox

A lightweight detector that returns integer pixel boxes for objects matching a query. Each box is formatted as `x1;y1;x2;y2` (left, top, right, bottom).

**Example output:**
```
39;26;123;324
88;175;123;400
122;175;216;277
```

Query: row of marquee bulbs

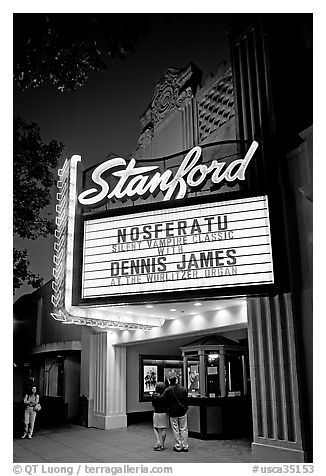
146;302;206;313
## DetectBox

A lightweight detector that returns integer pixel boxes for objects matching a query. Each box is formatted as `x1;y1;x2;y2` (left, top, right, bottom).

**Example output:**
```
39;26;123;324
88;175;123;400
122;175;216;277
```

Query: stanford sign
78;141;259;205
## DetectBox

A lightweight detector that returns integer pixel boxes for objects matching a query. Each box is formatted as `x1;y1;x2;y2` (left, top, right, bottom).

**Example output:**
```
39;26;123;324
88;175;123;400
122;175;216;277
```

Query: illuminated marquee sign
81;195;274;299
78;141;258;206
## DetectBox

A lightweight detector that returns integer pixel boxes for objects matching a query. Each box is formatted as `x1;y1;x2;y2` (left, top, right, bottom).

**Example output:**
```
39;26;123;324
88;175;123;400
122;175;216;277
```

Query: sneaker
27;435;32;439
154;445;162;451
182;447;189;452
161;446;165;450
173;447;182;452
21;433;27;439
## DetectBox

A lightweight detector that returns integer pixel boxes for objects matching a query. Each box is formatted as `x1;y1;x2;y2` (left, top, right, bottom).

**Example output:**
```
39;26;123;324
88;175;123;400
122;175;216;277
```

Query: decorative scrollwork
151;68;181;125
139;65;199;132
138;126;154;148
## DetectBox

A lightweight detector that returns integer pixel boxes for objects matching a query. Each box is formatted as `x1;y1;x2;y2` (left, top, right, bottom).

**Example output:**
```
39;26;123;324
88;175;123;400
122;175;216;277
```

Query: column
247;293;305;462
182;354;188;389
35;296;43;346
219;350;226;398
181;98;197;149
81;328;127;430
198;350;206;397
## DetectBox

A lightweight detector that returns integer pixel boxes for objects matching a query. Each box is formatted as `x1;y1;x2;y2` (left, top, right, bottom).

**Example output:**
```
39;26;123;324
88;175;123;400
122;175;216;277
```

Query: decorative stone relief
176;86;193;109
197;68;235;142
137;64;201;148
137;124;154;148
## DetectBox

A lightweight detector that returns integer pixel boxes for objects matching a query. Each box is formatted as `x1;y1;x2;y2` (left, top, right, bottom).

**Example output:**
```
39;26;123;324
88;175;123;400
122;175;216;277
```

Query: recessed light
169;308;177;312
194;302;202;306
145;305;154;308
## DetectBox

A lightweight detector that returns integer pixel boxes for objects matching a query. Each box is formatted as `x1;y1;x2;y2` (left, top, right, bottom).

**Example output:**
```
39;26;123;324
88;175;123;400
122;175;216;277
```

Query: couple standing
152;375;189;452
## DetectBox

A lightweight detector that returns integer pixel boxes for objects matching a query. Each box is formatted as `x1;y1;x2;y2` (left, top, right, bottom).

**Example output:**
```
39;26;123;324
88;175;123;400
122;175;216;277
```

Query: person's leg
153;427;162;448
161;428;166;449
28;410;36;437
22;410;29;437
157;429;164;448
179;415;189;450
170;417;182;450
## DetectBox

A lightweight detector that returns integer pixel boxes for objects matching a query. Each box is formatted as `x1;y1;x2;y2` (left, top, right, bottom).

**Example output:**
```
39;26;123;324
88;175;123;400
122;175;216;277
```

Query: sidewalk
13;422;252;463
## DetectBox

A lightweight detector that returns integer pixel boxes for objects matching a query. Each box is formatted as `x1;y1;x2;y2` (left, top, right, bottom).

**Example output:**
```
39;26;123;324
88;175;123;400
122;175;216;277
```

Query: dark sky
14;13;234;299
14;14;232;166
13;13;313;300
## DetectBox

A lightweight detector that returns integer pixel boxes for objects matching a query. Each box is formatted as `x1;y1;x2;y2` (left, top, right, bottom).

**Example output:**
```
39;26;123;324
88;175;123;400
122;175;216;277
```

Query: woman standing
152;382;169;451
22;385;40;439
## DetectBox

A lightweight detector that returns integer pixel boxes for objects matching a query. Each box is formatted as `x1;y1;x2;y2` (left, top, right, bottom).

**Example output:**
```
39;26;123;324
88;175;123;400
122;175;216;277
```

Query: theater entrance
122;297;252;440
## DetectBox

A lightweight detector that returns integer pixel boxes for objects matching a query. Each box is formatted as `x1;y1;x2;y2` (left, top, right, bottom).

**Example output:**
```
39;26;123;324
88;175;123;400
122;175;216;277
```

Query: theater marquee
81;195;274;299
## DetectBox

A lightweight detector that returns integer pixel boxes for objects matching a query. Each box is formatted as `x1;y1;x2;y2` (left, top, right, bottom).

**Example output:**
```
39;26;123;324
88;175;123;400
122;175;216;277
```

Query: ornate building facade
15;14;312;463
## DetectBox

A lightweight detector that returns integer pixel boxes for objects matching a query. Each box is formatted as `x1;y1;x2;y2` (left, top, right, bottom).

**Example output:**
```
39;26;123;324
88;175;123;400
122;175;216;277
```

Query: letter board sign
81;195;274;299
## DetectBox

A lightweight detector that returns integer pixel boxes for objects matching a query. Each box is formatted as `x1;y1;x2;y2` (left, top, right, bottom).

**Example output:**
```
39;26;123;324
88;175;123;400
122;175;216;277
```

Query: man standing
163;374;189;452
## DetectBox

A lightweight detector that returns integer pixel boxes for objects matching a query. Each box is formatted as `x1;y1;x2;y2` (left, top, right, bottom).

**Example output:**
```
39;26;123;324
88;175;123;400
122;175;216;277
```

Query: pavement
13;422;252;463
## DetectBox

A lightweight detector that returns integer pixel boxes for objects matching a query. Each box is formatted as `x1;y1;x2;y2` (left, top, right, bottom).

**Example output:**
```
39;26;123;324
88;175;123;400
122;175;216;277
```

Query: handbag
34;403;41;412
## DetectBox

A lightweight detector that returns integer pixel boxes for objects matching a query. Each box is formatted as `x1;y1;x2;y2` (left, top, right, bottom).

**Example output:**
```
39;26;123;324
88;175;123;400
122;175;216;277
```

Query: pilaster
247;294;306;462
81;328;127;430
35;296;43;346
181;97;197;149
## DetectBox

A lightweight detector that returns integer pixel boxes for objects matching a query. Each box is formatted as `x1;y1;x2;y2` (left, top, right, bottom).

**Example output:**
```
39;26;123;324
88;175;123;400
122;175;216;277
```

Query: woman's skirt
153;412;169;428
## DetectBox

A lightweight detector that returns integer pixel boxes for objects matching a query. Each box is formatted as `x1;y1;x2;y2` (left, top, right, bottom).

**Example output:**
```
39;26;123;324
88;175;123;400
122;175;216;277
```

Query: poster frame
139;355;183;402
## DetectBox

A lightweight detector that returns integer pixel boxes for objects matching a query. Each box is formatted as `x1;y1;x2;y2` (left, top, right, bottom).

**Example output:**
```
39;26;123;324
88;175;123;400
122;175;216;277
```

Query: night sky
13;13;234;299
14;14;233;163
13;12;313;300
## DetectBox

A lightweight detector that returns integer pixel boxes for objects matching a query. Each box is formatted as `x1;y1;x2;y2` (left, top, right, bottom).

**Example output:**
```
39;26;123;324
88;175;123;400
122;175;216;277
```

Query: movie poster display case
139;355;182;402
181;336;252;439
